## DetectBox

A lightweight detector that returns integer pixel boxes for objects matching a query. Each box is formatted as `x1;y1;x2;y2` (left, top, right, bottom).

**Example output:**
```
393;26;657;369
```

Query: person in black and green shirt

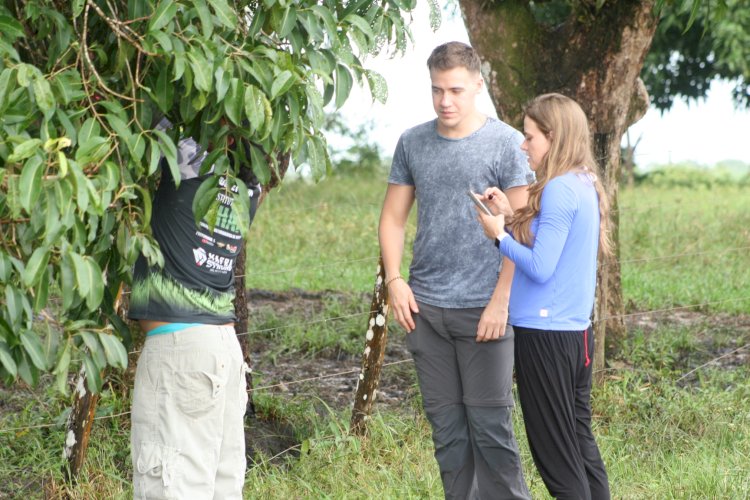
129;118;260;499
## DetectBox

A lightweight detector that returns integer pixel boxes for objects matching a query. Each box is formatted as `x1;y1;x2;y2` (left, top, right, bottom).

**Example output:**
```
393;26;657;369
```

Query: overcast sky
338;3;750;168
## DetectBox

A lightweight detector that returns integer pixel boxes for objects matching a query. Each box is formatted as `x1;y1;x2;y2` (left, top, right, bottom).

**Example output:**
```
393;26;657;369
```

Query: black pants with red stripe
514;327;610;500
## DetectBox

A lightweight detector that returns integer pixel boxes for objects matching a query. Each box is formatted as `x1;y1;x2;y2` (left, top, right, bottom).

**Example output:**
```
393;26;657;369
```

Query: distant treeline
634;161;750;188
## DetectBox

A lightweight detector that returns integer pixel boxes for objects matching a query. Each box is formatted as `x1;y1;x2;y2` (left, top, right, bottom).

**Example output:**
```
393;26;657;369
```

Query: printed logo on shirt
193;247;208;266
193;247;234;272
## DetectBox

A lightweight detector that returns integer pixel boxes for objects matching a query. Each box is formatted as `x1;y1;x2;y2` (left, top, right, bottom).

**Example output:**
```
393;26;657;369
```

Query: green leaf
134;184;153;227
22;246;50;288
68;161;91;213
275;7;297;38
193;0;214;38
148;138;162;175
0;68;17;114
75;136;110;164
33;268;50;313
33;77;55;118
60;255;76;310
106;113;132;143
0;15;25;40
98;333;128;369
72;0;85;18
19;154;44;213
71;253;92;298
335;64;353;109
99;161;121;191
207;0;236;29
20;331;47;370
149;0;178;31
192;176;220;226
247;8;265;37
249;144;270;185
152;129;180;187
17;353;39;387
188;51;213;92
244;85;266;133
8;138;42;163
53;339;71;394
153;67;174;114
149;30;173;51
224;78;244;125
83;353;103;393
270;70;295;100
0;342;17;377
85;258;104;310
215;66;231;102
346;14;375;42
78;118;101;147
0;252;11;282
231;178;250;238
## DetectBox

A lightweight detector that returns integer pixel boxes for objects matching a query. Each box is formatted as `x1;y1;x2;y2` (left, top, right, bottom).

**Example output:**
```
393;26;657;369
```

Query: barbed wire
619;245;750;265
4;295;749;436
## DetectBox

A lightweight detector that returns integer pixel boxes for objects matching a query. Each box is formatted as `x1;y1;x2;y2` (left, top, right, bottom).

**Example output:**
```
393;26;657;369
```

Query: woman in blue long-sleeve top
475;93;612;500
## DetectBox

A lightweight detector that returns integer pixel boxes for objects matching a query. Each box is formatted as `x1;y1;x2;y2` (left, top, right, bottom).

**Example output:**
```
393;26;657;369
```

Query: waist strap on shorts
146;323;204;336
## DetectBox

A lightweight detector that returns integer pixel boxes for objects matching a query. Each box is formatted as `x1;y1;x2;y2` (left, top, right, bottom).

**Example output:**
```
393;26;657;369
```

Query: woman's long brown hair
509;93;612;257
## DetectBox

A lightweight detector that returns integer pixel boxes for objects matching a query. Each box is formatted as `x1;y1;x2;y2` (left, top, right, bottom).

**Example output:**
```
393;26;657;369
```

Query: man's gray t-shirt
388;117;533;308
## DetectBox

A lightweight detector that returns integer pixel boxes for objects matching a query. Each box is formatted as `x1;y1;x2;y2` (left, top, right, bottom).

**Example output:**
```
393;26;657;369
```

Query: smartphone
468;190;493;216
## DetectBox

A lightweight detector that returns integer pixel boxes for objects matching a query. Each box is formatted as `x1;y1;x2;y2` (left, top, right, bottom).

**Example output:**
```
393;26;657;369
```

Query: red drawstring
583;328;591;367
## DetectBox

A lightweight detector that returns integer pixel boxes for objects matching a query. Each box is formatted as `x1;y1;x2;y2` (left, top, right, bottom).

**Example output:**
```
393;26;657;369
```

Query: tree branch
86;0;156;57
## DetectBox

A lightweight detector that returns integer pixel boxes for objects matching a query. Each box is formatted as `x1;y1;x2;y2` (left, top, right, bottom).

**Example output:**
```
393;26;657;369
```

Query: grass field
1;169;749;499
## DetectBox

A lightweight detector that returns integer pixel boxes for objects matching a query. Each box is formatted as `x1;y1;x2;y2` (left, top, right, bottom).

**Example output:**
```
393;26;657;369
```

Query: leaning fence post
350;255;390;435
62;366;100;482
61;283;125;483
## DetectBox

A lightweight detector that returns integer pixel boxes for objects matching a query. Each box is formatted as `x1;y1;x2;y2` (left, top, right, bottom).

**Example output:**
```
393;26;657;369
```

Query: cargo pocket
173;370;226;418
134;441;182;500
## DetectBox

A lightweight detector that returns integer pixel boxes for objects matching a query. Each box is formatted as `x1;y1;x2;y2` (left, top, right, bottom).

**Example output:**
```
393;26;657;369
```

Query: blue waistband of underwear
146;323;204;336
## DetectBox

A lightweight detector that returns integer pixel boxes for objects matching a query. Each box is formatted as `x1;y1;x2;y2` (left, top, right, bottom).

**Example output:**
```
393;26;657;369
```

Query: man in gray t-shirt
379;42;532;499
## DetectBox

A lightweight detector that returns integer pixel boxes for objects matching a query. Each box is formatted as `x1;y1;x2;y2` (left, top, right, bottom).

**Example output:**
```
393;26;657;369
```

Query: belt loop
173;329;180;344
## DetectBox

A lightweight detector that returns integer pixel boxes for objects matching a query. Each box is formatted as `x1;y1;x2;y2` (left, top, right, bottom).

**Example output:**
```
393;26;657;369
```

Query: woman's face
521;116;551;171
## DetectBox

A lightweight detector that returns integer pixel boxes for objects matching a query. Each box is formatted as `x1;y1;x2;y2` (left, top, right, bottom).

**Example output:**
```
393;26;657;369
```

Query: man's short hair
427;41;481;74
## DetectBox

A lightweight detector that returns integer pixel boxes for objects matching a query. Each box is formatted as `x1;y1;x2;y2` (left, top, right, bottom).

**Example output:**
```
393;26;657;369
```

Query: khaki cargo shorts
131;325;248;499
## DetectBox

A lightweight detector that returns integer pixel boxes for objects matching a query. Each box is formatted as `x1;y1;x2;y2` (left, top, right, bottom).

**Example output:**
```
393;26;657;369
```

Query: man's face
430;66;482;135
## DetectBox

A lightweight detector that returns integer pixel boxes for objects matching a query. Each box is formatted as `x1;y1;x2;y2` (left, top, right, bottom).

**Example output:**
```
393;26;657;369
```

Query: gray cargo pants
407;302;530;500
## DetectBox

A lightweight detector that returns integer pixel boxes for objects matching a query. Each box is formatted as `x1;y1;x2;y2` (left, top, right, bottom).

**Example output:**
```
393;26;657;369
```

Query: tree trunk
234;244;257;420
350;256;389;435
235;152;289;420
459;0;658;374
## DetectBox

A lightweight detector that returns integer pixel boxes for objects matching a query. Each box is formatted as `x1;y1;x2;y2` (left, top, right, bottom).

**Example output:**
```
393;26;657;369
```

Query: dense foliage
644;0;750;110
0;0;433;392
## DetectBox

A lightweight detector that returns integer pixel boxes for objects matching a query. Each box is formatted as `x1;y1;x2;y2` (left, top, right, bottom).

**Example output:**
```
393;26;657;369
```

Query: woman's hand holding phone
482;187;514;217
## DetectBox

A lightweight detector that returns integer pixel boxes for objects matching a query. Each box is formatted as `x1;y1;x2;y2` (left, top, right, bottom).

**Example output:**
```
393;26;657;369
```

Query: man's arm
379;183;418;332
476;185;529;341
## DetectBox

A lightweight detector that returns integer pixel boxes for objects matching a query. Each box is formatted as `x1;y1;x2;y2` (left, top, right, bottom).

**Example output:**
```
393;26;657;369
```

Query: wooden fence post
61;284;127;483
350;255;389;435
62;365;100;482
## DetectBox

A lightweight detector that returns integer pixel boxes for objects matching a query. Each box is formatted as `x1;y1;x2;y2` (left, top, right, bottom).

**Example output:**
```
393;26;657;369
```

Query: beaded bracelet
384;275;403;287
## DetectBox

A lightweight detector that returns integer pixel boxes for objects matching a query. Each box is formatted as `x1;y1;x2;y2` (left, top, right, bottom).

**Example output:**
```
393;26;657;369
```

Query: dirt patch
245;290;750;417
242;289;419;463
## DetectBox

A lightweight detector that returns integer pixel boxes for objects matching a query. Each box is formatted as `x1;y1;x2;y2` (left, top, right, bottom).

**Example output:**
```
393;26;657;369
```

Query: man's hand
387;278;419;332
476;300;508;342
481;187;514;217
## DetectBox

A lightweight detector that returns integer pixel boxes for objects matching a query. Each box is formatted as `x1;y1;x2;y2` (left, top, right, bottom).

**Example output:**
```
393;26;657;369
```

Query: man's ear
476;76;484;94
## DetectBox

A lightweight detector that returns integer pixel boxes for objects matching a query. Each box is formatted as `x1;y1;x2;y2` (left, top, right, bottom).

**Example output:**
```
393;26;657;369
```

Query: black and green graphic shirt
129;129;260;324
